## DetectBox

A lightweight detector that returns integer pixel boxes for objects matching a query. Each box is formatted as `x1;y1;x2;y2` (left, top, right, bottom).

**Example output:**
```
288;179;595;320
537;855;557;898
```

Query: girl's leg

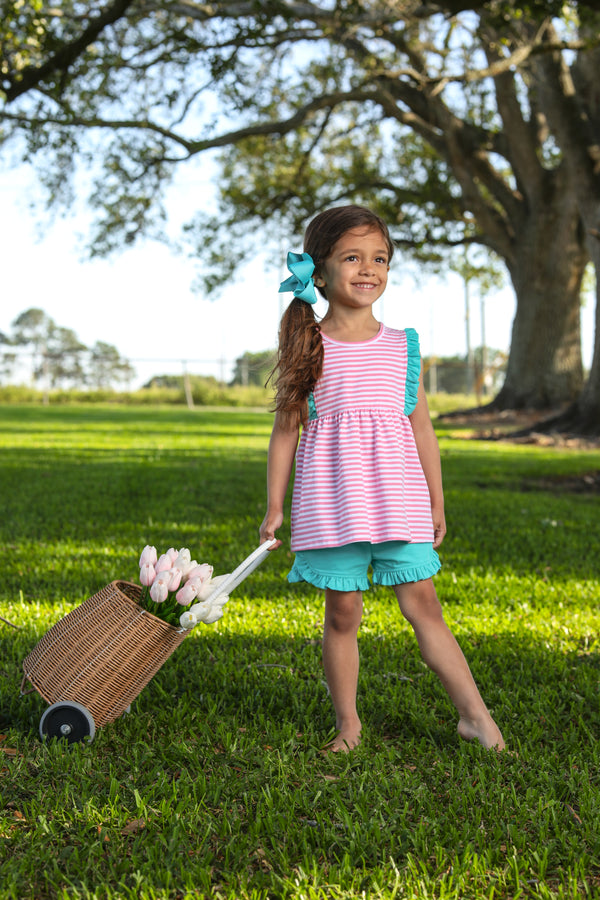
322;588;363;751
394;579;505;750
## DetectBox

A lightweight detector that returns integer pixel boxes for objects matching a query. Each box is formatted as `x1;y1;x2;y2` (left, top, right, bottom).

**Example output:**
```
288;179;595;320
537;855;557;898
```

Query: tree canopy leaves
2;1;599;425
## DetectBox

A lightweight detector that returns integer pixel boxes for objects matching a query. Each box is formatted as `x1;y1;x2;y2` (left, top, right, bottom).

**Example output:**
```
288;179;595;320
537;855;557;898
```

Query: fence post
182;362;194;409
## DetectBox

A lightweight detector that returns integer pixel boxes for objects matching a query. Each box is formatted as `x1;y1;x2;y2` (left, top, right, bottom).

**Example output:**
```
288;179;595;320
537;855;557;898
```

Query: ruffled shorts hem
287;559;371;592
373;558;441;586
288;557;440;591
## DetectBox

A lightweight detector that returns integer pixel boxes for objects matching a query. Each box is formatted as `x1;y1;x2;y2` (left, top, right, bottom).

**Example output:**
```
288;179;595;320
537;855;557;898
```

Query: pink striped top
290;325;434;551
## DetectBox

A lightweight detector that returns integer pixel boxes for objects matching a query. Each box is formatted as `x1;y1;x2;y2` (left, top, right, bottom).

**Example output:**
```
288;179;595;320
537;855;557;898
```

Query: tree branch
3;0;138;103
481;23;547;197
3;85;383;157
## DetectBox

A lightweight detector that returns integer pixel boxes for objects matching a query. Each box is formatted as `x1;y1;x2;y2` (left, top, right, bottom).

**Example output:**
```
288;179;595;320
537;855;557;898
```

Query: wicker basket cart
21;540;275;743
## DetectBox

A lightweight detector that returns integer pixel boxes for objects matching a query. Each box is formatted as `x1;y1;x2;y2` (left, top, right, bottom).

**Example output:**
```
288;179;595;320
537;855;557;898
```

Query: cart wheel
39;701;96;744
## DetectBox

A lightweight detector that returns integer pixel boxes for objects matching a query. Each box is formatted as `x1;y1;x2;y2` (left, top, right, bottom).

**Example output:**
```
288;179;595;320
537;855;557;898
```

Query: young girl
259;205;504;753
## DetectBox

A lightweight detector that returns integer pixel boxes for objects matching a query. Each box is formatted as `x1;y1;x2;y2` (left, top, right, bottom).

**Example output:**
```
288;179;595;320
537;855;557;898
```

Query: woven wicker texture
22;581;188;726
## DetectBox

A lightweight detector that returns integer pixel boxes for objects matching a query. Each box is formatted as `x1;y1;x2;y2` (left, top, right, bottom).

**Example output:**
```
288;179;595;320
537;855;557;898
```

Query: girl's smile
319;226;390;309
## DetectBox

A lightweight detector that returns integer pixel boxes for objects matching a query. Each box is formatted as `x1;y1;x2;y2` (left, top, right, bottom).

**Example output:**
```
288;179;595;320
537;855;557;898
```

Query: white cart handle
184;538;277;624
204;538;277;604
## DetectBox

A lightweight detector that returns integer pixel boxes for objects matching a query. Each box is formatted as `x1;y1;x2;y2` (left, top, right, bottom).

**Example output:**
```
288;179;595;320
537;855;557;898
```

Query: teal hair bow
278;251;317;304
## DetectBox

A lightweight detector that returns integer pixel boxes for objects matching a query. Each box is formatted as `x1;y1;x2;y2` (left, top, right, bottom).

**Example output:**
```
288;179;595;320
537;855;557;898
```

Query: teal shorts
288;541;441;592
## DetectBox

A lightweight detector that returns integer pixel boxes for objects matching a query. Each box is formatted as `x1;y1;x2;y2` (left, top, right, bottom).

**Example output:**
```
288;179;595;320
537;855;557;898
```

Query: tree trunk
576;218;600;431
544;237;600;435
523;22;600;433
491;192;586;410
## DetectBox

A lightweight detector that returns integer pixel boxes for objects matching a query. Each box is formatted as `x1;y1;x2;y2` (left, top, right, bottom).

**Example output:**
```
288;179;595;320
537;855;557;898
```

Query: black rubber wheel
39;701;96;744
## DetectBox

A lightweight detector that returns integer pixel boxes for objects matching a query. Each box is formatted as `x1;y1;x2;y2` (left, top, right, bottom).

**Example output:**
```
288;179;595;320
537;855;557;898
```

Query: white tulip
189;600;212;623
212;593;230;611
197;573;231;601
179;611;197;630
186;563;213;585
203;607;224;625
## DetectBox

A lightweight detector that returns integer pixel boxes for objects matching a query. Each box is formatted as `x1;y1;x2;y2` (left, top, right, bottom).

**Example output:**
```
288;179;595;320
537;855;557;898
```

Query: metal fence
2;348;508;399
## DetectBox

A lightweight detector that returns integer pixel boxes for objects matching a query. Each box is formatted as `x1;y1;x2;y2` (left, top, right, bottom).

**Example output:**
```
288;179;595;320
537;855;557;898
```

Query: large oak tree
2;1;599;429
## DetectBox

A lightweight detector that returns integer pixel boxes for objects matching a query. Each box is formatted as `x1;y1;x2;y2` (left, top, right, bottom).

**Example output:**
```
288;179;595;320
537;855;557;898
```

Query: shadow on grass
4;624;599;756
3;625;600;900
0;447;283;602
0;446;268;536
2;436;599;605
2;409;599;897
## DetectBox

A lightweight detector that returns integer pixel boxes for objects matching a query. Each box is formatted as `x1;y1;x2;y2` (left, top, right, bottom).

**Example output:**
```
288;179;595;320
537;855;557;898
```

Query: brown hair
270;206;395;428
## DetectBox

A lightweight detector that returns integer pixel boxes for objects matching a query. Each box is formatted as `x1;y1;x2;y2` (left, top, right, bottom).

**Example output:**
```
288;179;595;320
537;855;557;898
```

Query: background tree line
229;348;507;398
0;307;135;389
1;1;599;431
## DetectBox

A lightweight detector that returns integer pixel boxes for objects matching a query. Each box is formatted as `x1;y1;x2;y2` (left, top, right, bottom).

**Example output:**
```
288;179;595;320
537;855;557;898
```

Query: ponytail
268;298;323;429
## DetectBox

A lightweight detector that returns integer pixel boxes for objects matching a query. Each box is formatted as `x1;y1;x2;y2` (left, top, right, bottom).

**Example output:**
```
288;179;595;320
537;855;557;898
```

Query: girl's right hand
259;511;283;550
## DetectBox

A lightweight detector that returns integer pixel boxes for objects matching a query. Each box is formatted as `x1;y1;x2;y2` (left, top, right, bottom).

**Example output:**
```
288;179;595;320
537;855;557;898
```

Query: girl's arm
259;413;300;548
409;375;447;549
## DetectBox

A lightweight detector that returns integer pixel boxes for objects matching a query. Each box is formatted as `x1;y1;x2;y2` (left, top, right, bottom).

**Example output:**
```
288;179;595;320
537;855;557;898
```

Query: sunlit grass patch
1;403;599;899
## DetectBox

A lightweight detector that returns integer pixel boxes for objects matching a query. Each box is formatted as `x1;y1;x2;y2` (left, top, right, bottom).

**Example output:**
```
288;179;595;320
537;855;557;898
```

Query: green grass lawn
1;404;599;900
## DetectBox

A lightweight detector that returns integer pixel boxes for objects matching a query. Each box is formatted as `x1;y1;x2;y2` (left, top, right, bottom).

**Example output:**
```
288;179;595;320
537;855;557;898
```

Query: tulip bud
150;576;169;603
140;563;156;587
139;545;158;568
195;580;213;601
203;607;224;625
197;572;228;601
167;567;183;591
155;553;173;574
190;599;211;622
179;610;197;630
186;564;213;585
175;580;200;606
174;550;192;577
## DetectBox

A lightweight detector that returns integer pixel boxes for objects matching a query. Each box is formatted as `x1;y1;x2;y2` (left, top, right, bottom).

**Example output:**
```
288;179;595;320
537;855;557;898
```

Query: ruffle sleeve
404;327;421;415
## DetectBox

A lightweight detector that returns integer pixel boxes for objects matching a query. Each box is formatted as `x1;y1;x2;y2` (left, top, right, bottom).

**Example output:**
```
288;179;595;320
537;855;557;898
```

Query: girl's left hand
432;507;446;549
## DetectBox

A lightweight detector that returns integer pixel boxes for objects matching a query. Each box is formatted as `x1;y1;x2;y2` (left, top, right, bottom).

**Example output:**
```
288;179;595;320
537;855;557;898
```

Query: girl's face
318;226;390;310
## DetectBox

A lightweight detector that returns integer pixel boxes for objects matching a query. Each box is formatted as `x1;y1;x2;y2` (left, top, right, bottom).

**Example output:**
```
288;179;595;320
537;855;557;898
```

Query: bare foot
458;715;505;751
323;725;362;753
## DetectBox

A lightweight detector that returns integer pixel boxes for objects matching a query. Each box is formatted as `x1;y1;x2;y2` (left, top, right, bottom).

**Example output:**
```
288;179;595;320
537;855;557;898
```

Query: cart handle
183;538;277;625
